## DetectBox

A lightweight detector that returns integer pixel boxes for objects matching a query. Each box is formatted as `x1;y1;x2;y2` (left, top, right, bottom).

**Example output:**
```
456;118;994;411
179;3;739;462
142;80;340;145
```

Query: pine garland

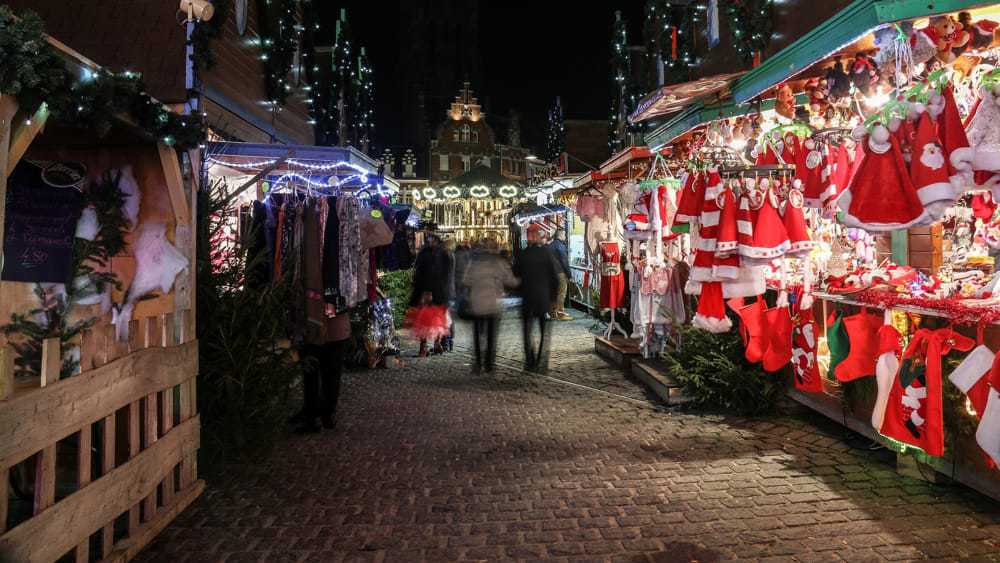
190;0;234;71
0;6;205;150
1;172;130;380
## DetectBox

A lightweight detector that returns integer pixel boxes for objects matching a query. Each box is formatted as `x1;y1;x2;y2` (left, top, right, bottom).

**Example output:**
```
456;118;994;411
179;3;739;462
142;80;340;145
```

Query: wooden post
0;344;14;400
33;445;56;515
0;464;8;535
157;144;191;224
127;401;140;533
101;414;115;558
40;337;61;387
75;426;92;563
142;393;158;520
160;387;175;507
7;103;49;173
0;95;19;272
162;313;175;348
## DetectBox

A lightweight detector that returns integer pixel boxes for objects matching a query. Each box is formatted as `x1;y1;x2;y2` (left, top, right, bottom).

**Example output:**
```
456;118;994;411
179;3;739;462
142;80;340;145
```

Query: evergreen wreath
0;6;205;150
2;171;130;380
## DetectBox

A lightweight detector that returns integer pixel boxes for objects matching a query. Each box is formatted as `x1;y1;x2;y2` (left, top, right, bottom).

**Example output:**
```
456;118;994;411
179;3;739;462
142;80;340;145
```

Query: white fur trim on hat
917;181;956;206
974;150;1000;173
700;210;721;228
692;313;733;333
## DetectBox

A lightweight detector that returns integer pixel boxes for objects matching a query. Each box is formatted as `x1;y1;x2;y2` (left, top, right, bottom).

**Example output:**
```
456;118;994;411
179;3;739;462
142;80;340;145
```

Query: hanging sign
2;160;86;283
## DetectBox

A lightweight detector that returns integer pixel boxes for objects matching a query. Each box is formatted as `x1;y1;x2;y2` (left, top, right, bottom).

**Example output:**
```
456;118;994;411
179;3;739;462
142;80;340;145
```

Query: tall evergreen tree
328;9;356;147
609;10;635;154
355;46;375;154
545;97;566;165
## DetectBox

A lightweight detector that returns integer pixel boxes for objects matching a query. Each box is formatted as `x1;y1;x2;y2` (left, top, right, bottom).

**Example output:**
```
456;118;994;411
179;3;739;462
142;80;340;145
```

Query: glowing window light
469;185;490;198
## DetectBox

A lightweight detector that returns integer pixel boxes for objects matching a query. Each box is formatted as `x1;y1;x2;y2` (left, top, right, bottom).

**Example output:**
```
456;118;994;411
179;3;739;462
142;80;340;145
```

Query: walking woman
463;239;518;373
407;234;453;356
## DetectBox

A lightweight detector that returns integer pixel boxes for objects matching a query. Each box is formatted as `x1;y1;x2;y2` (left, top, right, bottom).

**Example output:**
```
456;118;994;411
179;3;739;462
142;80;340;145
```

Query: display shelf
813;291;1000;325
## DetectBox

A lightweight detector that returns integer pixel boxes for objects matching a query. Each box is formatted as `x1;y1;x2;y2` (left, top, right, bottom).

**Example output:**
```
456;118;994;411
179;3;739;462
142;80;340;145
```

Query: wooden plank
101;414;115;559
141;393;158;520
40;337;61;387
33;445;56;516
0;464;7;535
0;340;198;470
145;316;160;349
128;400;141;533
0;345;14;400
0;417;201;563
0;95;18;272
157;144;190;224
75;426;93;563
161;313;175;348
6;103;49;175
103;479;205;563
159;388;175;507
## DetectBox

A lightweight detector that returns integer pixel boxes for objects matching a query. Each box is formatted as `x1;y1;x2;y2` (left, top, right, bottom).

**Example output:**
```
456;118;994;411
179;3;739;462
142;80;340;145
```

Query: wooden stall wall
202;0;314;145
0;106;201;561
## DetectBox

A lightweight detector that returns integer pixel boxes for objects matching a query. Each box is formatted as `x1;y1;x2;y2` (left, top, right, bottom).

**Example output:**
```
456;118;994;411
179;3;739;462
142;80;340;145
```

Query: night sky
324;2;646;151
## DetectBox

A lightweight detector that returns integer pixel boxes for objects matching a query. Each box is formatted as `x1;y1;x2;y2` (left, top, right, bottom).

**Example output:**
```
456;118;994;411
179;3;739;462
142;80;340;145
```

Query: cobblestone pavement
138;313;1000;562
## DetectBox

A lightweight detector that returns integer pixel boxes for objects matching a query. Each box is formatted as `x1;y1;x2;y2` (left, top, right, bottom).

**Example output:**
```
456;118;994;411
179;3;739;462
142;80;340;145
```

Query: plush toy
927;16;969;64
850;53;878;95
959;11;1000;51
825;60;851;101
805;77;830;115
775;84;796;120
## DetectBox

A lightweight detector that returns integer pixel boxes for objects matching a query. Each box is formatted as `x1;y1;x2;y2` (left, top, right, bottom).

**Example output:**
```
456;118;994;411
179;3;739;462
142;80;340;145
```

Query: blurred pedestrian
407;234;453;356
463;239;518;373
514;224;560;372
547;228;573;321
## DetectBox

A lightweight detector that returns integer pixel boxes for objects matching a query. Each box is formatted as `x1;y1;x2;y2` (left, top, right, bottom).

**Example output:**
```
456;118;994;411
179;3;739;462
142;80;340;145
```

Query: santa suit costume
880;328;975;457
836;126;929;231
599;241;625;309
673;171;706;228
949;344;1000;466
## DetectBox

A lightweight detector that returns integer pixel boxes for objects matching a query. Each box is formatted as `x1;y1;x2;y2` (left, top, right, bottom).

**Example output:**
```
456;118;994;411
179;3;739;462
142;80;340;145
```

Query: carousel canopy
437;164;522;199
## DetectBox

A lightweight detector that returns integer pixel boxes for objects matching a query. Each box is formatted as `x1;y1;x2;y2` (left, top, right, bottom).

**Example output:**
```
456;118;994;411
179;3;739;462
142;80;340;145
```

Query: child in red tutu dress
406;234;453;356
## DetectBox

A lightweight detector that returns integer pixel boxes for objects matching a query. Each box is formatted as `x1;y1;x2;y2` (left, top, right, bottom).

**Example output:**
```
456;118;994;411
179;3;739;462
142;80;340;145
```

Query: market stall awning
644;93;808;150
205;141;398;192
731;0;997;104
629;72;745;124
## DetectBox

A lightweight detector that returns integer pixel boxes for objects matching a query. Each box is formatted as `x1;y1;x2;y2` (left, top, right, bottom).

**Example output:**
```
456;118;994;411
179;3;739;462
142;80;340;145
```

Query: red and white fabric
949;345;1000;466
794;138;831;208
781;188;813;257
910;112;957;221
741;182;790;263
673;171;706;226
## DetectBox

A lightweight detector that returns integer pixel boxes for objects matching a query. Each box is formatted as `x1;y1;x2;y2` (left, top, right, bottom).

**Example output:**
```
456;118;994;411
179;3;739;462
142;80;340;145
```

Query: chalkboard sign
2;160;86;283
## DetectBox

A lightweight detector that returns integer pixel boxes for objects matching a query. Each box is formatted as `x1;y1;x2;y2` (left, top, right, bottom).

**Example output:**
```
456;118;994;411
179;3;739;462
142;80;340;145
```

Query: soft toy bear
775;84;796;120
911;16;968;65
850;53;878;95
805;77;830;115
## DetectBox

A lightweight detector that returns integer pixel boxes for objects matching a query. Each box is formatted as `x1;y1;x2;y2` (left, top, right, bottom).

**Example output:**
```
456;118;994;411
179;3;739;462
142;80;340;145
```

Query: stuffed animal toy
825;60;851;101
850;53;878;95
911;17;967;65
775;84;796;120
805;77;830;115
958;11;1000;51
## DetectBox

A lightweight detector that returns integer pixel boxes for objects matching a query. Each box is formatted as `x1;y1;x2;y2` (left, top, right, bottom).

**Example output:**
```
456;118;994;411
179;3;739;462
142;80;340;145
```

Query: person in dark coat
514;224;560;372
547;229;573;321
409;234;453;356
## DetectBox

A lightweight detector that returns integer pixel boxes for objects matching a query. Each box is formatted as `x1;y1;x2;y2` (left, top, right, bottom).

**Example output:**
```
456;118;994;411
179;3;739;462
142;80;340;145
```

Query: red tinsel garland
854;289;1000;326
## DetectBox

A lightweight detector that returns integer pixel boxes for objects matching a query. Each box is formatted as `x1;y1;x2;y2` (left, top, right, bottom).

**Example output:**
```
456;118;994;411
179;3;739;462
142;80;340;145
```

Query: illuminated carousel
412;164;527;245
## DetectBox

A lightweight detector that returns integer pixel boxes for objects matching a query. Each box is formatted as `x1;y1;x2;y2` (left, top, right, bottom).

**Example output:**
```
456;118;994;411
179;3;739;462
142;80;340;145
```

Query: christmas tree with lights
544;97;566;165
354;46;375;153
327;8;356;147
609;10;641;153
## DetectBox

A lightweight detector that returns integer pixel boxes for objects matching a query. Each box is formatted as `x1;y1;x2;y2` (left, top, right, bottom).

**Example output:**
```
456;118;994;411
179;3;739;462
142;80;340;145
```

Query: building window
452;129;460;142
461;124;471;143
439;154;449;171
462;155;471;171
472;130;479;143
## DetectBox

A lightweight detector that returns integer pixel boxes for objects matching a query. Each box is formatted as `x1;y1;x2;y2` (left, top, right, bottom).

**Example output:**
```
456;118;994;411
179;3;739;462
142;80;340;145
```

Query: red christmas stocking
872;319;902;430
728;297;769;364
880;328;974;456
762;304;793;372
948;345;1000;466
834;309;883;382
791;304;823;392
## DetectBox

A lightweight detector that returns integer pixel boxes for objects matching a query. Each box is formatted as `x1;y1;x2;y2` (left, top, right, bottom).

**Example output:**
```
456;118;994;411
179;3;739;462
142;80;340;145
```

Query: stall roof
731;0;997;104
599;147;652;175
644;93;808;150
205;141;399;192
629;72;745;124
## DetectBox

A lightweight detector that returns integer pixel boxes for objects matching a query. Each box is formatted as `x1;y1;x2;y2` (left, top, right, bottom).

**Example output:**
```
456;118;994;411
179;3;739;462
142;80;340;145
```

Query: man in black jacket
514;224;560;372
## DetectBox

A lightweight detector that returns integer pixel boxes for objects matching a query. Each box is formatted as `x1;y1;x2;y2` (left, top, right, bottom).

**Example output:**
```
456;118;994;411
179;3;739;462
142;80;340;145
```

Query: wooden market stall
0;36;201;562
637;0;1000;501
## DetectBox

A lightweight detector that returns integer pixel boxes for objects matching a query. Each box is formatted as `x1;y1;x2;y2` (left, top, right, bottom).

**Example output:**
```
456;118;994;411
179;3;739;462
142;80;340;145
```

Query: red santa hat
673;171;706;226
910;112;957;220
825;142;854;208
715;184;739;257
794;138;831;208
692;281;732;333
836;126;928;231
741;181;790;263
932;85;971;179
781;188;813;257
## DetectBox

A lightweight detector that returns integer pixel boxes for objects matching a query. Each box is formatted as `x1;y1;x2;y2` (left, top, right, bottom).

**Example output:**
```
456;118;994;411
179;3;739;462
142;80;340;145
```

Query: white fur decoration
117;165;142;230
75;207;99;241
113;222;189;342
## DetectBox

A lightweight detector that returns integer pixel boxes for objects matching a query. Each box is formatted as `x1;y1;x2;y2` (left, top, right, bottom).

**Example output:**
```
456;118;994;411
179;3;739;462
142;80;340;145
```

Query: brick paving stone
135;316;1000;562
